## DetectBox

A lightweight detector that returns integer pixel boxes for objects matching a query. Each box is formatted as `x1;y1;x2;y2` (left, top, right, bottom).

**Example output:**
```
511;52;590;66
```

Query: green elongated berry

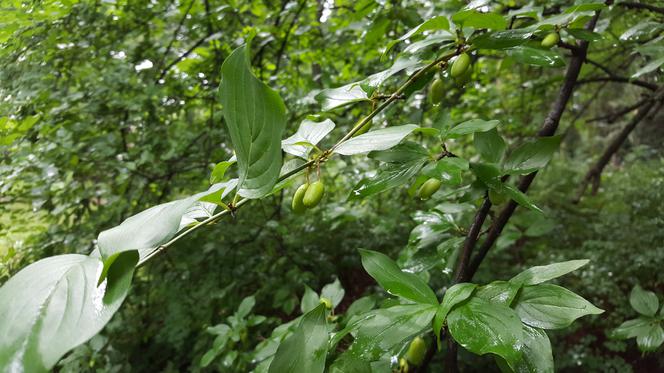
429;78;445;105
455;65;472;87
541;32;559;48
291;183;309;213
303;180;325;208
417;178;442;200
405;336;426;366
450;53;471;78
352;118;372;137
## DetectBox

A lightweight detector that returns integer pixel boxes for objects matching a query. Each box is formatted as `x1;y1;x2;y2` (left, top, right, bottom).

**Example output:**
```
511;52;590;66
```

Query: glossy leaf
351;304;437;359
334;124;419;155
472;29;533;50
475;281;521;306
385;16;451;55
0;253;137;372
282;119;335;159
359;249;438;305
209;158;236;184
446;119;500;138
611;317;655;339
507;47;565;67
301;285;319;314
219;44;286;198
321;278;345;309
513;284;604;330
452;10;507;30
509;325;554;373
510;259;590;286
632;56;664;78
433;283;477;341
503;136;561;175
447;297;523;366
629;285;659;317
637;323;664;352
474;128;506;163
268;304;328;373
501;184;543;213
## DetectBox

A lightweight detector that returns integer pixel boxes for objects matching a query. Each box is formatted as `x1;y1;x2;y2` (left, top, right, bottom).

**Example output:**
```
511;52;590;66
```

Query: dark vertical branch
454;197;492;283
575;89;662;201
464;13;601;281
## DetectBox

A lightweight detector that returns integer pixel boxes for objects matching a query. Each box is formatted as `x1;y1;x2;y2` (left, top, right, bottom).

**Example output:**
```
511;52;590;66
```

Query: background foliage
1;0;663;372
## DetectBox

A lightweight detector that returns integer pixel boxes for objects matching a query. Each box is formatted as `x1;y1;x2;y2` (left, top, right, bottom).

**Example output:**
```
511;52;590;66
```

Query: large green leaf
472;29;533;50
637;323;664;352
219;44;286;198
359;249;438;305
629;285;659;317
97;183;234;270
0;252;137;372
452;10;507;30
513;284;604;330
510;259;590;286
475;281;521;306
384;16;451;55
507;325;554;373
433;283;477;341
503;136;561;175
349;143;429;200
334;124;418;155
507;47;565;67
446;119;500;138
447;297;523;367
611;317;655;339
268;304;328;373
474;128;506;164
350;304;437;359
282;118;335;159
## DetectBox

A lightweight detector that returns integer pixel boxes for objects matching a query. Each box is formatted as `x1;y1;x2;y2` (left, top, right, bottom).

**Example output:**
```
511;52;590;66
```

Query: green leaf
433;283;477;342
282;119;335;159
509;325;554;373
329;352;372;373
611;317;655;339
351;304;437;359
0;252;137;372
507;47;565;67
300;286;319;314
632;56;664;78
447;297;523;366
97;183;233;270
503;136;561;175
321;278;345;309
334;124;419;155
385;16;451;55
219;44;286;198
359;249;438;305
474;128;506;163
209;158;236;184
565;28;603;42
510;259;590;286
446;119;500;138
629;285;659;317
501;184;542;212
637;323;664;352
268;304;328;373
472;29;533;50
513;284;604;330
423;157;470;185
452;10;507;30
475;281;521;306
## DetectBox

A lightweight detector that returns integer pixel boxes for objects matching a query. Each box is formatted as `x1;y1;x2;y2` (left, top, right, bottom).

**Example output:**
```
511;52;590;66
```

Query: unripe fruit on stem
429;78;445;105
450;53;471;78
303;181;325;208
541;32;559;48
319;297;332;309
417;178;442;200
352;118;372;137
291;183;309;213
455;65;472;87
405;336;426;366
399;357;409;373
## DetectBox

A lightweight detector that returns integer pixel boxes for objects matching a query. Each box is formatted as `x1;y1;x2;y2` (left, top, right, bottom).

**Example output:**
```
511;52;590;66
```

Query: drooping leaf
474;128;507;163
446;119;500;138
0;252;137;372
218;44;286;198
433;283;477;341
636;323;664;352
507;47;565;67
447;297;523;367
334;124;419;155
359;249;438;305
632;56;664;78
629;285;659;317
513;284;604;330
507;325;554;373
282;119;335;159
350;304;437;360
503;136;561;175
268;304;328;373
510;259;590;286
